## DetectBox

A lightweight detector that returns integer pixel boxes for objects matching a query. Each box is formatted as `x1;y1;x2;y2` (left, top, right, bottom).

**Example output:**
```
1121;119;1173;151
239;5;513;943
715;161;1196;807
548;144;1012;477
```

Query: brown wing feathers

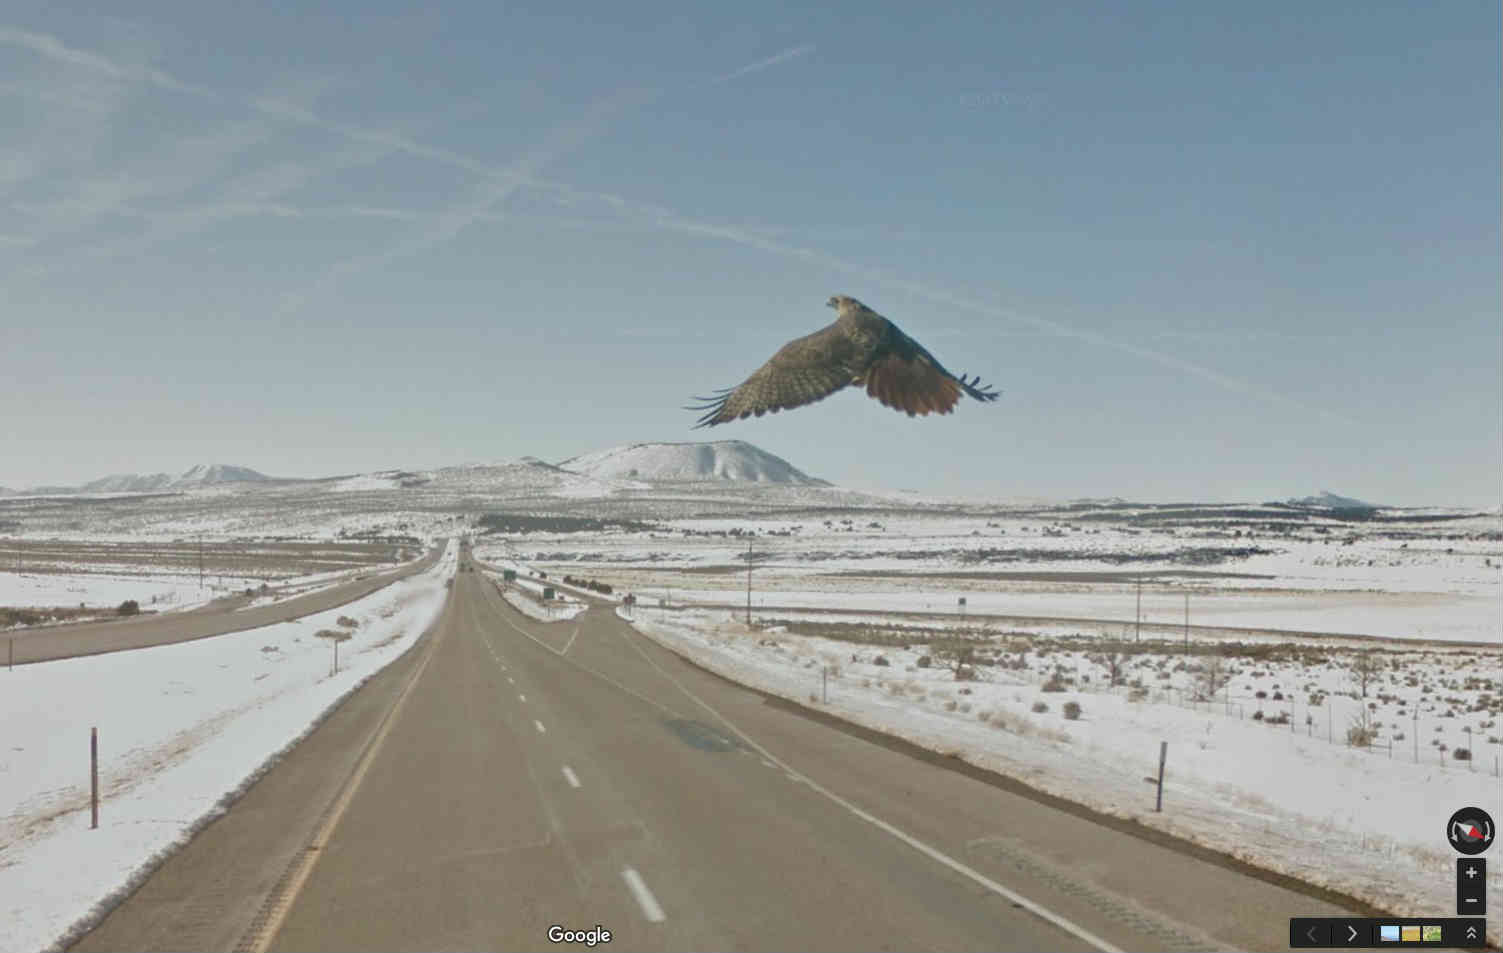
864;351;963;417
688;297;998;427
687;324;856;428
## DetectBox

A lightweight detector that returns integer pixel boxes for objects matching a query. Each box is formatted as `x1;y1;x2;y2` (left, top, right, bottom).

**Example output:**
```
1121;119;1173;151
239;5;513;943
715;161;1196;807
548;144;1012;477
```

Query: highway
8;547;440;665
73;548;1363;951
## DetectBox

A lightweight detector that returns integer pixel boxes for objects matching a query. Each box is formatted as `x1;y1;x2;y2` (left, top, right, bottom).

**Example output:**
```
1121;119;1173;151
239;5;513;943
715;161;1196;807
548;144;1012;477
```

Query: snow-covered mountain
80;473;176;493
558;441;828;486
1287;490;1381;510
171;464;271;486
20;464;274;496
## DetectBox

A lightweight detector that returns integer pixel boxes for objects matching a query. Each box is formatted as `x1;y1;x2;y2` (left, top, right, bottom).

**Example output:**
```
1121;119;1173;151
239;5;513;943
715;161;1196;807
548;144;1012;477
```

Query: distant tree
117;599;140;616
1350;649;1382;699
1346;707;1378;747
1101;650;1127;687
1195;654;1230;701
931;638;977;681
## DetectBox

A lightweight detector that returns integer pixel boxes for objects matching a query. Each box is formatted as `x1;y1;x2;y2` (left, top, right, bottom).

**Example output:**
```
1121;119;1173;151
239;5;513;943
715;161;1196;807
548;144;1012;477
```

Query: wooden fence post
90;727;99;830
1155;741;1167;812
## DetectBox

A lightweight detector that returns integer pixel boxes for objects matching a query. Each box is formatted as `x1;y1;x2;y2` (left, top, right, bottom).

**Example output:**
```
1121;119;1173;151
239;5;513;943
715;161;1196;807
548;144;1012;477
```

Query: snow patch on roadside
618;606;1501;944
0;541;459;953
482;572;586;622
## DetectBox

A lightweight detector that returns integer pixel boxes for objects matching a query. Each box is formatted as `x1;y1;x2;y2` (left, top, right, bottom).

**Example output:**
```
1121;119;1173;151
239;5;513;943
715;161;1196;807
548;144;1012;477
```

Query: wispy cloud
276;87;656;318
14;25;1316;424
713;44;815;84
271;41;817;312
0;26;213;99
512;180;1359;426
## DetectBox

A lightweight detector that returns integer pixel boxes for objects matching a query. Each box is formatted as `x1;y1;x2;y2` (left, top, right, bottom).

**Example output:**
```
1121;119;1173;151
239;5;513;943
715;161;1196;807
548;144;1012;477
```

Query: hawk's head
827;294;864;311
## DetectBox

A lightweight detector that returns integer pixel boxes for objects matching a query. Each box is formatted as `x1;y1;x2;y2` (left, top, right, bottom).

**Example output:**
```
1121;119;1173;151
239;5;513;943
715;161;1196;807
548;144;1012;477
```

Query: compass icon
1448;807;1495;855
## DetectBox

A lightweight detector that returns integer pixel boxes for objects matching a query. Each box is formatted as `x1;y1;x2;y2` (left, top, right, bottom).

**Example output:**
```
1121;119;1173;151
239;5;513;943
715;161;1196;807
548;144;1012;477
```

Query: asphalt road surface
8;547;440;665
74;552;1363;952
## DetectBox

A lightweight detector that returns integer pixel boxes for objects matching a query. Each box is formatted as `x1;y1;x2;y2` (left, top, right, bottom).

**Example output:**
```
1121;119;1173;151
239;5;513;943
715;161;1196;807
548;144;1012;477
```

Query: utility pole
1184;592;1189;653
198;535;204;590
746;537;754;626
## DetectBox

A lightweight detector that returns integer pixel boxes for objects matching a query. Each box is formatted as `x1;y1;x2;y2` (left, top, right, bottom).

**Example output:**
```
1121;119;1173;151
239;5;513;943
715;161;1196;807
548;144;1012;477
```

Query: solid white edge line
562;765;581;788
613;621;1124;953
621;867;666;923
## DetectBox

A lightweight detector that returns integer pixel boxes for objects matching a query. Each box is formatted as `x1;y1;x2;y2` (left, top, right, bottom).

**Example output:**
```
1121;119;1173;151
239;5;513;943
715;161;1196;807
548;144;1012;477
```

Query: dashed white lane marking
534;720;546;734
518;694;527;703
478;590;688;720
620;867;666;923
561;625;581;654
507;676;514;684
561;765;581;788
612;623;1123;953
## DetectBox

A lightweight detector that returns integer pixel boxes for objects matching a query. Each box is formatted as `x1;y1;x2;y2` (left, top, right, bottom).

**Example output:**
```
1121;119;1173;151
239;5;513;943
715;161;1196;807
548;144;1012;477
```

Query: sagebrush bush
1063;701;1081;720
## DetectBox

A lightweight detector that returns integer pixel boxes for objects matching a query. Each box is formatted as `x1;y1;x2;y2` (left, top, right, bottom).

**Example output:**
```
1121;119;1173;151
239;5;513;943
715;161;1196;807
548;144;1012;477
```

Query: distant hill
558;441;829;486
171;464;271;486
80;472;176;493
21;463;274;496
1287;490;1381;510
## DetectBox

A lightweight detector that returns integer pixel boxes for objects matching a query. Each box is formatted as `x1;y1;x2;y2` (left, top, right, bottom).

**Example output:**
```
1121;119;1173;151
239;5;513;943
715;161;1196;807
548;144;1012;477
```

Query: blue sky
2;2;1498;505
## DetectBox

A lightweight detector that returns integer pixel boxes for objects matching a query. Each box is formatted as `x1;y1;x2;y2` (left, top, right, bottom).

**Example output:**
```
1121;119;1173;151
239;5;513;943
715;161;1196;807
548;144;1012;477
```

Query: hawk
689;295;999;428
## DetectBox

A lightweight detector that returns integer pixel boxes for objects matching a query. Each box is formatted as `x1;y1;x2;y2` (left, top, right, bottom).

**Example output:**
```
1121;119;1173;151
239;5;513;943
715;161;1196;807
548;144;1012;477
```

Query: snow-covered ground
481;571;587;622
488;505;1501;646
0;572;249;614
0;541;458;953
3;447;1497;943
620;605;1502;943
0;558;416;627
602;583;1498;644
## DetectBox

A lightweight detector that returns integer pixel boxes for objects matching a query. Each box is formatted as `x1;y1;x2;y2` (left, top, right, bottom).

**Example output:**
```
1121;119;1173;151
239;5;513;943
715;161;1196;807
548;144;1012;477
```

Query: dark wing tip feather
686;388;737;428
957;373;1000;402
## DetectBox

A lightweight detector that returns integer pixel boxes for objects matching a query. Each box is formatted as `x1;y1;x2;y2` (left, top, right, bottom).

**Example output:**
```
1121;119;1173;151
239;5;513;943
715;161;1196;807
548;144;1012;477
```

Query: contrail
276;87;652;318
2;26;217;98
714;44;815;84
4;25;1345;424
520;181;1360;426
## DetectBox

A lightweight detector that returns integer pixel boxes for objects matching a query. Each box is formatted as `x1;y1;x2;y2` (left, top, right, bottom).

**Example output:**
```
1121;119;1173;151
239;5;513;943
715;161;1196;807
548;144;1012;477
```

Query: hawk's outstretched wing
688;321;858;428
687;296;1000;428
861;321;999;418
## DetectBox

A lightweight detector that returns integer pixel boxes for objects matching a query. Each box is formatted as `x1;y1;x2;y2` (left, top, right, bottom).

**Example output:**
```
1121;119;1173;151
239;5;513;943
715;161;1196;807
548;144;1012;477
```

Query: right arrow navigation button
1330;918;1368;946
